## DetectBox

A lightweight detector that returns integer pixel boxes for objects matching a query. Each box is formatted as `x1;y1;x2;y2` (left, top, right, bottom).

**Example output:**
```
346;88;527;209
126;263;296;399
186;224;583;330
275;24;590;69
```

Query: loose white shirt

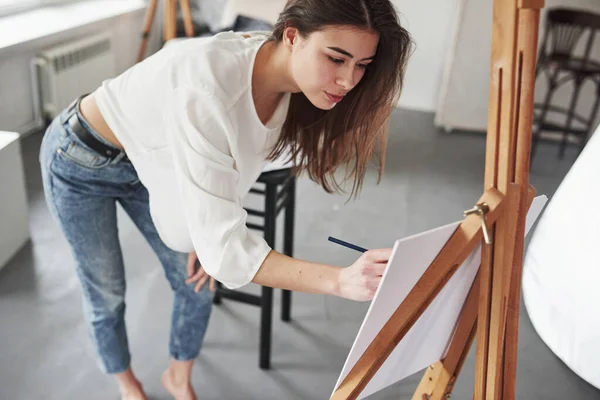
95;31;291;289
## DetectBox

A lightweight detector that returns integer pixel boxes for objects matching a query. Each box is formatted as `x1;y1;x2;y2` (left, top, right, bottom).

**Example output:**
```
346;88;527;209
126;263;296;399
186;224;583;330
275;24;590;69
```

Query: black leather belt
64;95;127;161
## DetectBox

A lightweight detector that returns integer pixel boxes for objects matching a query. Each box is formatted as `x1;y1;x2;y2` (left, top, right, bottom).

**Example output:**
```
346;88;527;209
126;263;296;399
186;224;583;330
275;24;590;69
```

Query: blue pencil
328;236;368;253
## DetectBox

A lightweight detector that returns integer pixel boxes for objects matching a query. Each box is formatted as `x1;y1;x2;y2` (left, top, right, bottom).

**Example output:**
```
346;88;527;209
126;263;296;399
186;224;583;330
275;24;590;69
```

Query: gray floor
1;108;599;400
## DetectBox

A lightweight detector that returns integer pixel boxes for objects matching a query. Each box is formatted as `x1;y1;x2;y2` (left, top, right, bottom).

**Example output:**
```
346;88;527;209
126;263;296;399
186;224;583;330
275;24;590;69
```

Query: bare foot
120;382;147;400
115;369;148;400
161;369;197;400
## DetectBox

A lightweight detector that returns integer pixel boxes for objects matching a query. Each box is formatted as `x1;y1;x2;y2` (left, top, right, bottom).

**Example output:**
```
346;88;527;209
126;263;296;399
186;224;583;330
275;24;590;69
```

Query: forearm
252;250;342;296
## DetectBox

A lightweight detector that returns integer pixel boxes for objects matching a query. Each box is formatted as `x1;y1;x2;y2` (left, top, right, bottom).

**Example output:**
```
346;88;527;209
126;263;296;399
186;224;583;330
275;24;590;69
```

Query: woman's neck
252;40;299;99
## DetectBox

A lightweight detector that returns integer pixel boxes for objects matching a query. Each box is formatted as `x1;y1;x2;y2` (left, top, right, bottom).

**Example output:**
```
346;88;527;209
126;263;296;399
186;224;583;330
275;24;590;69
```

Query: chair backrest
540;8;600;60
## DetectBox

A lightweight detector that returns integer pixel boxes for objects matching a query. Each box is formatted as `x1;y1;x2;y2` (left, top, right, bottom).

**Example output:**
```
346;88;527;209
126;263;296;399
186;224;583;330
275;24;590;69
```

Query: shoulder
162;31;270;109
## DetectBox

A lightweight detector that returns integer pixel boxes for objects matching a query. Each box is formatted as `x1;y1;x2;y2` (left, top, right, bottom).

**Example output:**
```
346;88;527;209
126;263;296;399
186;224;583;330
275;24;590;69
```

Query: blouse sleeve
165;86;271;289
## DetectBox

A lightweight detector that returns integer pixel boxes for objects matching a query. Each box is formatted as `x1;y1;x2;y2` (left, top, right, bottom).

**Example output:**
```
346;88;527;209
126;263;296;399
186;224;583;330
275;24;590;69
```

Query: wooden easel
136;0;195;63
331;0;544;399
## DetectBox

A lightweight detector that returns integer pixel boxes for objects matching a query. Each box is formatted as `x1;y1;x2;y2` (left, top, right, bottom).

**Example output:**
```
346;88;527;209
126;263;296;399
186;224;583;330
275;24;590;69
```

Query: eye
328;56;344;65
357;64;369;70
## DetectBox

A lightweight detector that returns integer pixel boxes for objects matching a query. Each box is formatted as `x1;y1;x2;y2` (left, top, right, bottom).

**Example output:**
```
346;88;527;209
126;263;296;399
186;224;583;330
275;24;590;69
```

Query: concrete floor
1;108;599;399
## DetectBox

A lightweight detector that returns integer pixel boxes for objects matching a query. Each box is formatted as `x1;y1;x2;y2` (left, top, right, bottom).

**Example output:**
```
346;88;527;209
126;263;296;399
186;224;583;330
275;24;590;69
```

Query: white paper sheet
332;195;548;399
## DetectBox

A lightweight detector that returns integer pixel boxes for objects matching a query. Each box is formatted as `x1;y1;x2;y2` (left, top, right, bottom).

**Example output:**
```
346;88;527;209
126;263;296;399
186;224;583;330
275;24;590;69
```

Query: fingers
361;262;387;278
366;275;381;291
185;264;206;285
364;248;394;263
186;252;198;278
185;253;218;293
372;262;387;276
194;274;209;293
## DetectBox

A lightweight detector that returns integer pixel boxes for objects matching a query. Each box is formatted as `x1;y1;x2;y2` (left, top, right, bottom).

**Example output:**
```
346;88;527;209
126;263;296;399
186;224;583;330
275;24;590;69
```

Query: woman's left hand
185;251;216;292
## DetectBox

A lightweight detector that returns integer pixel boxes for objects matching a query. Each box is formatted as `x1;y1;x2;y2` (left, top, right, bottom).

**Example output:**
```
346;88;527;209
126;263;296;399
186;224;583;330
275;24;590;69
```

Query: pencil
328;236;368;253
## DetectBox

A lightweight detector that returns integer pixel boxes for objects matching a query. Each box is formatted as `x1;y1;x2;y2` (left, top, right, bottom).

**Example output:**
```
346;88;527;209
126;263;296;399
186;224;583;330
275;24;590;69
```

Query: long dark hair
267;0;413;198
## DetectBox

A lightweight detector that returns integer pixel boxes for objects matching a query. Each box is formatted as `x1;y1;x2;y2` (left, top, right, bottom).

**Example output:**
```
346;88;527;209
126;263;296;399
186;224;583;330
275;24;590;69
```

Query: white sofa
0;132;29;271
522;126;600;389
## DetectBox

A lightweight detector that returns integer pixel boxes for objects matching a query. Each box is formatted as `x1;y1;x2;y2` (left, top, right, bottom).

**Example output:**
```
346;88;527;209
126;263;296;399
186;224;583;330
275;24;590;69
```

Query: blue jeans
39;101;213;374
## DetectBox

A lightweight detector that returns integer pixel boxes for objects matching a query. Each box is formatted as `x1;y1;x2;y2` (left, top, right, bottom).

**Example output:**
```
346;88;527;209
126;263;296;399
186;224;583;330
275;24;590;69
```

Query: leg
259;183;277;369
531;65;558;162
560;77;584;159
136;0;159;63
39;120;146;399
119;186;213;399
213;280;223;304
178;0;195;37
281;176;296;322
578;83;600;156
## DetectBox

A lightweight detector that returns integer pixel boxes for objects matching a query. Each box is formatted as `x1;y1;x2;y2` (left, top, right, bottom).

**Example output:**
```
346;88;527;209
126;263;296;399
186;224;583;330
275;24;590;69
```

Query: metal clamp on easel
464;203;491;245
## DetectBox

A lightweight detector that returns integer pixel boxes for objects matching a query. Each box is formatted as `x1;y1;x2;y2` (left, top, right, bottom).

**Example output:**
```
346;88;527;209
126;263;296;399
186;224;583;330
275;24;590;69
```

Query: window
0;1;38;16
0;0;86;17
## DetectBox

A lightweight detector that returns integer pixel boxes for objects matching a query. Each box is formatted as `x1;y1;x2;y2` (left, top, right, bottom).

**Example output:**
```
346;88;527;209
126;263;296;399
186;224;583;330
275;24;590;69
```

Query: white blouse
95;31;291;289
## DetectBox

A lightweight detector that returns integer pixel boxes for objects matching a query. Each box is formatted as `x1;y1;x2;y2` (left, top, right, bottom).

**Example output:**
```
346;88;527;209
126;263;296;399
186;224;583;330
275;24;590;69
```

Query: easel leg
413;272;480;400
163;0;178;42
502;3;542;397
503;187;536;399
137;0;159;63
475;0;521;397
178;0;195;37
486;183;522;399
474;227;494;399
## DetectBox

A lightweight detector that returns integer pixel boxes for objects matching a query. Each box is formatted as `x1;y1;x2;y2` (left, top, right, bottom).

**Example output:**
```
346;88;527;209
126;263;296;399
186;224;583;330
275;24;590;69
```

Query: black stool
212;168;296;369
531;8;600;161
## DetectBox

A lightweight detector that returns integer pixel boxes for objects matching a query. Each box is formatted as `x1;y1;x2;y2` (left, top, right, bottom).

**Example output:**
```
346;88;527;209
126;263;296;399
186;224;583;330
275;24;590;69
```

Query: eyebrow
327;46;375;61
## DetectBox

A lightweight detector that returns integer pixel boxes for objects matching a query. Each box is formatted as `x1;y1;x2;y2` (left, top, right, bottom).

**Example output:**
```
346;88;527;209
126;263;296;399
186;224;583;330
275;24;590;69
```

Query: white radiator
32;33;116;121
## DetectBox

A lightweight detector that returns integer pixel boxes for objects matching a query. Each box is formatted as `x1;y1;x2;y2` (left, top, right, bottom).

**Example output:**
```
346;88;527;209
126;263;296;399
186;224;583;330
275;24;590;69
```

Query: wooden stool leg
282;176;295;322
259;183;277;369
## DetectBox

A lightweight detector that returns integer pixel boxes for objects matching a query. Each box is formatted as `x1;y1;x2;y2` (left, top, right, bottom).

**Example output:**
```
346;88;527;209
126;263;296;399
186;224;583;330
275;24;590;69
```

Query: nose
335;65;355;91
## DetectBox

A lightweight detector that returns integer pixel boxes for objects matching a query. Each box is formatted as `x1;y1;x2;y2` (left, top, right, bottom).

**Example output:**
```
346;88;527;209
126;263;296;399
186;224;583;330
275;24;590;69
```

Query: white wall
436;0;600;133
216;0;460;113
0;5;161;134
393;0;460;112
0;132;29;270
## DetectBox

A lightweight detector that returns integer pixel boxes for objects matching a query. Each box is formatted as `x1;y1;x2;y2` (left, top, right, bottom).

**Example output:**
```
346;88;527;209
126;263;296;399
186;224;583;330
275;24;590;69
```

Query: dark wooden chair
212;167;296;370
531;8;600;160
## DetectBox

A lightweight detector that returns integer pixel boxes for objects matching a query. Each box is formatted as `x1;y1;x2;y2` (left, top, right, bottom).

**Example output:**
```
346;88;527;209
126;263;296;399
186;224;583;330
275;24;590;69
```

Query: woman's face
287;25;379;110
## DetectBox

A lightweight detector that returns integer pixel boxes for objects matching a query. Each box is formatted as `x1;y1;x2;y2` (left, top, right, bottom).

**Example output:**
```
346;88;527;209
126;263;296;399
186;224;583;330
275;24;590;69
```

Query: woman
39;0;412;399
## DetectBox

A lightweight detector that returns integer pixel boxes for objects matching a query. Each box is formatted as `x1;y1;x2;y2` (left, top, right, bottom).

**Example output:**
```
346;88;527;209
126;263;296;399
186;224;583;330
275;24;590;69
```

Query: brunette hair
267;0;413;198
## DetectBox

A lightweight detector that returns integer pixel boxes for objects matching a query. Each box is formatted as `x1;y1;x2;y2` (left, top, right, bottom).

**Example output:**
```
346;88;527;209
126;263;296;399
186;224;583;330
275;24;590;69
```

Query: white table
0;132;29;272
523;126;600;389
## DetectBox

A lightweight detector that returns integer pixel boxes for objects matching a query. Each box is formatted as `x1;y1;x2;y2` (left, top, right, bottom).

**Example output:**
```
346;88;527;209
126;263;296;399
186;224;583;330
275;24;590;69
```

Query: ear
282;26;299;51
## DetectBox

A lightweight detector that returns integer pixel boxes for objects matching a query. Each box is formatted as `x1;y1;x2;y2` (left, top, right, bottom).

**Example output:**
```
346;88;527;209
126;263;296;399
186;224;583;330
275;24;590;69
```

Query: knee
159;251;215;303
180;280;215;304
81;286;126;324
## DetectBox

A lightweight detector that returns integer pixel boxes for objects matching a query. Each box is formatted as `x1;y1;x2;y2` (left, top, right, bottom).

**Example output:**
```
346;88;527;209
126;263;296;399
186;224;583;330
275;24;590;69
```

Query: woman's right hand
338;248;393;301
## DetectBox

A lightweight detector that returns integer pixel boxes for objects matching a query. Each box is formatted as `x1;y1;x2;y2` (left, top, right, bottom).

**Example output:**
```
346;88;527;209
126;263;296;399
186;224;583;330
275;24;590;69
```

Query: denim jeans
39;101;213;374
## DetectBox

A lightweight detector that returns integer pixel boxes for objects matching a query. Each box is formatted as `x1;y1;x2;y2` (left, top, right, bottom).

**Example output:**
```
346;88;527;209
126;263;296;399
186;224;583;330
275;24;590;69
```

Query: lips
325;92;344;103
